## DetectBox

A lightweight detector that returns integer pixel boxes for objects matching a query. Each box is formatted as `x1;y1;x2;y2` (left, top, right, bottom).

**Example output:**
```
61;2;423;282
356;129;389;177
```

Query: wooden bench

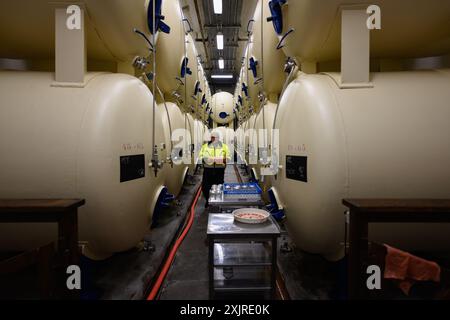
343;199;450;299
0;199;85;298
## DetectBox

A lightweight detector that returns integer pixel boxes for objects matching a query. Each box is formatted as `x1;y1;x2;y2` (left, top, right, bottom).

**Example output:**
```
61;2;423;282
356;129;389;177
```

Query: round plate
233;208;270;224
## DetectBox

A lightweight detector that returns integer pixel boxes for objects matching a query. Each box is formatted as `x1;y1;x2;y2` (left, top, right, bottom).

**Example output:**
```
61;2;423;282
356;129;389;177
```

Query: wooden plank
0;199;85;214
343;199;450;212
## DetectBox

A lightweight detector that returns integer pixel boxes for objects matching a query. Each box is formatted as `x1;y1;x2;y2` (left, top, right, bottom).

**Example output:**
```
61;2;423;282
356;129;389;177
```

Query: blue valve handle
267;0;287;35
248;57;258;78
147;0;171;34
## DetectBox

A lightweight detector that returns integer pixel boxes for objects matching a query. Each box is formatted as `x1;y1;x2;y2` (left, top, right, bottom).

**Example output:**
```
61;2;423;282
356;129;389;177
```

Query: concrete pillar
54;4;86;86
341;8;373;88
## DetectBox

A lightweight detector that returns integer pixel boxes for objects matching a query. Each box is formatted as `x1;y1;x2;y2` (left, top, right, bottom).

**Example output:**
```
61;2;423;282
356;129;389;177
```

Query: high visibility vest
199;142;231;168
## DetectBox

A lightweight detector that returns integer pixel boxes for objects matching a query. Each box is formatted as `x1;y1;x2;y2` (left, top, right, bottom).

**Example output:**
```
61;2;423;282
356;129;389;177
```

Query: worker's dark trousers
202;167;225;204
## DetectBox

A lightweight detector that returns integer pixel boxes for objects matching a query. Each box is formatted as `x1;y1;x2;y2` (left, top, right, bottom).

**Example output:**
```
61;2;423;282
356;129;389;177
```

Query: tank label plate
120;154;146;182
286;156;308;182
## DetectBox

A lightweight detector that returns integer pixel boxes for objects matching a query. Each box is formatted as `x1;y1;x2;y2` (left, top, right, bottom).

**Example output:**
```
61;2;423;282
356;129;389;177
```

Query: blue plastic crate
223;183;262;195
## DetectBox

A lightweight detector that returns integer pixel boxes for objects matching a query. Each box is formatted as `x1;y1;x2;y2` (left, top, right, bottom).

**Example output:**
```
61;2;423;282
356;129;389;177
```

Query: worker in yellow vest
199;131;231;208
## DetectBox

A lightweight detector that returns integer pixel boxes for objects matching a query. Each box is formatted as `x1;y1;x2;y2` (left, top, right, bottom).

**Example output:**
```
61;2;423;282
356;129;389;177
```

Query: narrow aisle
159;165;239;300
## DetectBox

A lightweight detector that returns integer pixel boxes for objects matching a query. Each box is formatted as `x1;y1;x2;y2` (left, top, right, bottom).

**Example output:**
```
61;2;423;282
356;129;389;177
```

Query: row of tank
233;0;450;260
0;0;218;259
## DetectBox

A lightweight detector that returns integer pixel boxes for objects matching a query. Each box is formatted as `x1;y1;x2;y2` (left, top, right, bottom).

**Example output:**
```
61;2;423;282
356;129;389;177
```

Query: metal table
208;194;265;212
207;213;280;299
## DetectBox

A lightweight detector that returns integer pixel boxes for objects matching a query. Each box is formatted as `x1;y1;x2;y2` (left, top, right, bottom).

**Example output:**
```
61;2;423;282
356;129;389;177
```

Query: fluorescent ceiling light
218;58;224;69
212;74;233;79
213;0;222;14
216;33;224;50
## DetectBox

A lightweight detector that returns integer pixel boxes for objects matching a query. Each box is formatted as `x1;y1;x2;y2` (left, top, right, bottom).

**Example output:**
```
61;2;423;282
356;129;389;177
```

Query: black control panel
120;154;145;183
286;155;307;182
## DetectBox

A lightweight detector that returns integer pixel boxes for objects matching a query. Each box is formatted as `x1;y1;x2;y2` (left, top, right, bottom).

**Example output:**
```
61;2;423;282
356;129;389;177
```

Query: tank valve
166;156;174;168
258;92;266;102
133;56;150;70
150;145;163;177
284;57;297;74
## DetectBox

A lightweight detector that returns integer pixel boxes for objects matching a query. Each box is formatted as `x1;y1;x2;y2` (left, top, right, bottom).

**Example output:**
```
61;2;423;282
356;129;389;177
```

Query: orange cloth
383;244;441;295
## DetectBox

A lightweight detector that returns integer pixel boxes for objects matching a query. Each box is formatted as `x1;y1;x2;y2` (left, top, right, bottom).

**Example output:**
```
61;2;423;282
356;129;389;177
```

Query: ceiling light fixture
211;74;233;79
218;58;224;69
213;0;222;14
216;33;224;50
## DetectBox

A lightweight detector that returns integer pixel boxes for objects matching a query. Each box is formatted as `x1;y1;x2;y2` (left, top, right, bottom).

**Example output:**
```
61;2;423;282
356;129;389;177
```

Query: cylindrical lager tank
245;114;258;166
246;47;260;111
247;0;286;186
240;119;250;166
240;50;255;114
272;70;450;260
0;0;150;63
184;113;196;174
250;0;285;101
211;92;235;125
0;71;167;260
159;102;189;196
235;126;246;164
252;101;277;191
273;0;450;63
155;0;186;96
193;119;206;166
234;74;243;118
181;34;199;113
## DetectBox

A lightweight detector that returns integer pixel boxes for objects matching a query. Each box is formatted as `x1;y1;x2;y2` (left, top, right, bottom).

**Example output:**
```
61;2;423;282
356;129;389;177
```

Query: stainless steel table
207;213;280;299
208;195;265;212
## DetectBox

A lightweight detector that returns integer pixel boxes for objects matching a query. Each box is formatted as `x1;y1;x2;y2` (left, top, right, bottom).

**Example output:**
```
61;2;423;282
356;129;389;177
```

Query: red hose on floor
146;186;202;300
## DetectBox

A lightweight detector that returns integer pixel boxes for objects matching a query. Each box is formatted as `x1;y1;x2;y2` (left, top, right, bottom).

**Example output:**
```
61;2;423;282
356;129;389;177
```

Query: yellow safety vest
199;142;231;168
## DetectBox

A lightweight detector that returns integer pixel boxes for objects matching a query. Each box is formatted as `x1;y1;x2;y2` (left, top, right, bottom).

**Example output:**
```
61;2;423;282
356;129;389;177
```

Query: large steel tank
247;0;286;189
193;118;206;166
183;113;197;174
211;92;235;125
159;101;189;196
252;101;277;188
0;0;150;65
154;0;186;96
249;0;285;100
180;34;199;114
244;114;258;166
271;0;450;64
0;71;167;260
272;70;450;260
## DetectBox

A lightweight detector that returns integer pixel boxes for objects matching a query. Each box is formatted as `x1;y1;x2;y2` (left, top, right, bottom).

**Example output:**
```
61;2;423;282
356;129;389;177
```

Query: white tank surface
272;70;450;261
155;0;186;96
246;0;285;185
272;0;450;63
181;34;200;112
0;0;150;63
247;0;286;109
234;74;243;115
251;101;277;190
239;51;255;114
244;113;258;166
0;71;167;260
193;119;206;164
211;92;235;125
245;46;260;110
159;101;189;196
235;126;246;164
184;113;197;174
